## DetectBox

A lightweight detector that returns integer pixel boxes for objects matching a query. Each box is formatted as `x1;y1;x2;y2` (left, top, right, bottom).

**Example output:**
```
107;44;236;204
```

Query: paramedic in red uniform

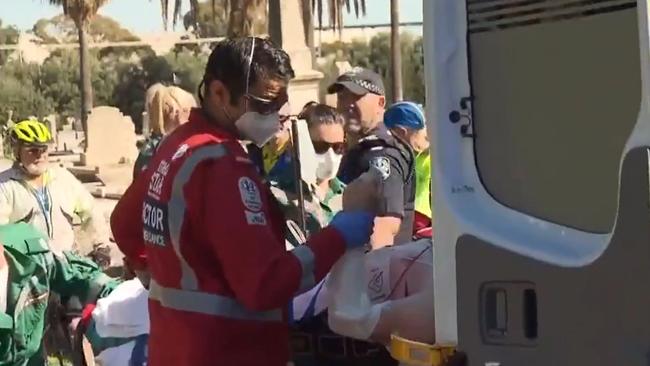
110;37;376;366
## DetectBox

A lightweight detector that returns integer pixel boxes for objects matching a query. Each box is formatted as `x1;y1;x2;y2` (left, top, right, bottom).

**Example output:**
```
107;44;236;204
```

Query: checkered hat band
355;79;383;94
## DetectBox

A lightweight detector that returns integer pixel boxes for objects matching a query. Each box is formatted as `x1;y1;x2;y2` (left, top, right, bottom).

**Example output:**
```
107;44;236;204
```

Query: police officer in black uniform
329;67;416;247
290;69;405;366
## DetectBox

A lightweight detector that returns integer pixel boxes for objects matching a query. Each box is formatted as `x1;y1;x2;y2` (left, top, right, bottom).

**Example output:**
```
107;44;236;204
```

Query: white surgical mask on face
235;112;281;147
315;148;343;182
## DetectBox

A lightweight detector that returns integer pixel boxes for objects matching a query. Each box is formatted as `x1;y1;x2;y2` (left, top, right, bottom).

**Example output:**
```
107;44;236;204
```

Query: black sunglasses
24;146;48;155
312;140;346;155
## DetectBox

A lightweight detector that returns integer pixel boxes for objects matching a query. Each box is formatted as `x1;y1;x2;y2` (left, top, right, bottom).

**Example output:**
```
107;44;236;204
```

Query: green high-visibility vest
414;152;432;218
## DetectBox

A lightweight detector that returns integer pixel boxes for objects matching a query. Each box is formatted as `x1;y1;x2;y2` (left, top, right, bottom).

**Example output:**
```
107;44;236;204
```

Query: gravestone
57;124;82;152
81;107;138;167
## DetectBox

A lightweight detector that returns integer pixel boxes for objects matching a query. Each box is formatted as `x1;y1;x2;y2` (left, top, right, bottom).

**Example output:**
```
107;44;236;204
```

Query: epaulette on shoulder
358;135;388;150
359;134;379;143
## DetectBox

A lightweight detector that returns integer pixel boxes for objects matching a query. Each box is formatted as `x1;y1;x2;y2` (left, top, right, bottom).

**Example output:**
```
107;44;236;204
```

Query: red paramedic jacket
111;109;346;366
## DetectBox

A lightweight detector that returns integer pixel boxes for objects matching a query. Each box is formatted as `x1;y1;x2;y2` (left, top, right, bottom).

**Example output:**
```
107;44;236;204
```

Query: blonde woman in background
133;85;197;178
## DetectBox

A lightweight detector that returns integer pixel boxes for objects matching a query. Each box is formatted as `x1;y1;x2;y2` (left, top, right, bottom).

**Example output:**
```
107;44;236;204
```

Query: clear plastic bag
327;240;434;343
327;248;381;340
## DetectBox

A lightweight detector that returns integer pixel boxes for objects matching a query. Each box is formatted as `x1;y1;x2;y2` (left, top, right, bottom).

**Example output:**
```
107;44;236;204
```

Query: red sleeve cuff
80;303;96;329
306;226;346;280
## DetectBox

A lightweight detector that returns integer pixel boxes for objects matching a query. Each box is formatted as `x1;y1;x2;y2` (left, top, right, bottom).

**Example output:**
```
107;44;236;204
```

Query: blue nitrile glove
329;211;375;249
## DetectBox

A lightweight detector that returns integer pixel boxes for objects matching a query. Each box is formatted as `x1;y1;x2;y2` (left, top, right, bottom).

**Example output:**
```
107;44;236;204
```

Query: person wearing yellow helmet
9;119;53;176
0;119;112;268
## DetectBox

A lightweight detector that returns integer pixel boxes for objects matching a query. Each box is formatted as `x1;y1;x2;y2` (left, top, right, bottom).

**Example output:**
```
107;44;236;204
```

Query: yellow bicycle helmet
11;120;52;146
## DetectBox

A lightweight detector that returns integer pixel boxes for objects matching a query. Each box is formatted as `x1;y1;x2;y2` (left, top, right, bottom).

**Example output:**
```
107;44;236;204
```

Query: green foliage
0;47;204;133
39;51;82;119
163;50;208;94
118;50;206;131
0;72;55;123
0;20;19;65
0;13;424;140
403;36;425;105
318;32;425;104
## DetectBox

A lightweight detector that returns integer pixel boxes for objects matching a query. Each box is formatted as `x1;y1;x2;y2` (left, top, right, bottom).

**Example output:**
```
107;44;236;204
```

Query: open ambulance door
425;0;650;364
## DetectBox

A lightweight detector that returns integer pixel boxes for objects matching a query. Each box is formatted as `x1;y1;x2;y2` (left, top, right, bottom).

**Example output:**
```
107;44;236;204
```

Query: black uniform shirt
338;124;416;244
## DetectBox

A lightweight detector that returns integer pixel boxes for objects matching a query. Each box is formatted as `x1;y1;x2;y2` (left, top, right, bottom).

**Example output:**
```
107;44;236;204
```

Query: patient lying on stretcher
292;238;435;346
324;170;435;345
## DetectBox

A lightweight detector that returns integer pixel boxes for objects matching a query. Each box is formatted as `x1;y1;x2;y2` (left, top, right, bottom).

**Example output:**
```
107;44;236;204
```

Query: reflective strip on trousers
149;280;283;322
167;144;228;291
291;245;315;293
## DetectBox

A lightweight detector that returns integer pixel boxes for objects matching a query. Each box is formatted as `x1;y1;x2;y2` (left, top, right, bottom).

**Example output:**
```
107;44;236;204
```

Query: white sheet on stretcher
92;278;150;338
96;340;137;366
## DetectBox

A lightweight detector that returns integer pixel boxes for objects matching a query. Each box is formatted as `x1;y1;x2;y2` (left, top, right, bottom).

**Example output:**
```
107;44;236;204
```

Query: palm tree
47;0;109;146
159;0;265;37
311;0;366;34
159;0;366;40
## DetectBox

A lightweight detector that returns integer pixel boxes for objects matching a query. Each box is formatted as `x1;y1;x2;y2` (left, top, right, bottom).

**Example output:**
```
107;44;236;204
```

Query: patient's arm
370;285;435;345
370;247;435;345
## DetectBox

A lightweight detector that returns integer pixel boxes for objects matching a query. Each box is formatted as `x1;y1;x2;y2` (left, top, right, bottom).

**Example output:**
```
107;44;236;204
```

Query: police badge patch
370;157;391;180
238;177;263;211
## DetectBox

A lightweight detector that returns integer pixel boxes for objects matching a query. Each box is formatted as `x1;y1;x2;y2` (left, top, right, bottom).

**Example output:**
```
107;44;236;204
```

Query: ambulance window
466;0;640;233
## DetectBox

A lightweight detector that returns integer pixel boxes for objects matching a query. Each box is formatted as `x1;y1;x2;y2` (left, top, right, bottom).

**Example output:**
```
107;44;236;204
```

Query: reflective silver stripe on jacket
149;280;282;322
291;245;316;293
167;144;228;291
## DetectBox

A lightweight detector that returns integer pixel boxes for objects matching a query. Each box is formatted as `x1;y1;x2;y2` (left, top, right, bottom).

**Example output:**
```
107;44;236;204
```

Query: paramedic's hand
329;211;375;249
343;170;381;214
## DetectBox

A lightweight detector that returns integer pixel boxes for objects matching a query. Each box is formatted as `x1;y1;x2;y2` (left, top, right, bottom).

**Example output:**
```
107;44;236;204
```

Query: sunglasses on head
312;140;346;155
245;94;286;116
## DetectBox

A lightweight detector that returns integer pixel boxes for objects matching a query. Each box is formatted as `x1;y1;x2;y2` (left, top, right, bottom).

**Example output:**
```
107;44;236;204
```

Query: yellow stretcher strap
390;334;456;366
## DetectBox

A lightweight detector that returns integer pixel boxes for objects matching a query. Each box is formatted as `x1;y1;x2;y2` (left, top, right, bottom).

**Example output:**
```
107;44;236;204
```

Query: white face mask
235;112;281;147
315;148;343;182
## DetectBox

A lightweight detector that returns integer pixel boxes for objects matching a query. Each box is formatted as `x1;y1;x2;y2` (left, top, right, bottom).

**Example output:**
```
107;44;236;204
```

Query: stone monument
269;0;323;114
81;107;138;167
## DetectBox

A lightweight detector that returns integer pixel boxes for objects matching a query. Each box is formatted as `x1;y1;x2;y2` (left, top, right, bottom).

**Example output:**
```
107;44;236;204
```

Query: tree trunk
78;24;93;148
268;0;281;44
227;0;267;37
227;0;245;37
390;0;403;102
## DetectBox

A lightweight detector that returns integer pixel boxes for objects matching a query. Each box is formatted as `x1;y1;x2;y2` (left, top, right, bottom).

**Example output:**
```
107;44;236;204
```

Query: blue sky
0;0;422;34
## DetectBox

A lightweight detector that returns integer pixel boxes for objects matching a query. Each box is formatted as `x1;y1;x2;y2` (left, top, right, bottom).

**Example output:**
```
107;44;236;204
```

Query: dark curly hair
199;37;295;105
